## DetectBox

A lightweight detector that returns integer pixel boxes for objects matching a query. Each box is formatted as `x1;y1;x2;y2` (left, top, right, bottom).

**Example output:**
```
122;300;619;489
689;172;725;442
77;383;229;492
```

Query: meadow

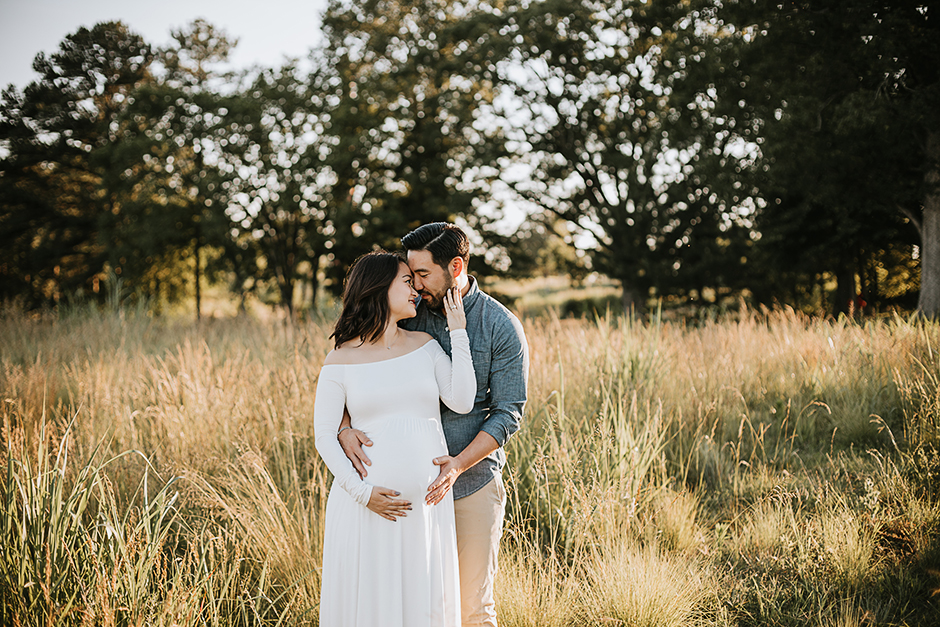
1;302;939;626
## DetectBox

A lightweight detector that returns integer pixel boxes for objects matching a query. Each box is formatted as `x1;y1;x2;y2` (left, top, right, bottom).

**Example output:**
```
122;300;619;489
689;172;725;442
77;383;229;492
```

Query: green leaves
713;0;935;314
496;0;750;305
0;22;154;308
3;3;936;316
321;0;509;258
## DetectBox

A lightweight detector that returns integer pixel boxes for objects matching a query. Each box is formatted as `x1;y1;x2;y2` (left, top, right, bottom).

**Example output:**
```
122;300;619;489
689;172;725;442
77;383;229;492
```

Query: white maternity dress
313;329;475;627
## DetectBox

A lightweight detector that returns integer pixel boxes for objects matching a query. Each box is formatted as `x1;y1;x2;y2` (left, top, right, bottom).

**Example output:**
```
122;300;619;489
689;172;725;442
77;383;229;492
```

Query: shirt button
445;326;449;331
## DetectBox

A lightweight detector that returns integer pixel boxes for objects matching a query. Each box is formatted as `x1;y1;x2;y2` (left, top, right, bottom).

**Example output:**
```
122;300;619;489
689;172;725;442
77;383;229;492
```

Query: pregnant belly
364;423;448;502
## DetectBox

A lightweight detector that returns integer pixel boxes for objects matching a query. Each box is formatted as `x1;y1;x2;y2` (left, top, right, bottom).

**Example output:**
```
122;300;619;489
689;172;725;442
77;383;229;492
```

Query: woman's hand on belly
366;487;412;522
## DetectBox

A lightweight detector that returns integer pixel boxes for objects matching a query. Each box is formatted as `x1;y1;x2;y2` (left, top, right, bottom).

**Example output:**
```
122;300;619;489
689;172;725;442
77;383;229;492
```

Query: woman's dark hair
400;222;470;271
330;251;404;349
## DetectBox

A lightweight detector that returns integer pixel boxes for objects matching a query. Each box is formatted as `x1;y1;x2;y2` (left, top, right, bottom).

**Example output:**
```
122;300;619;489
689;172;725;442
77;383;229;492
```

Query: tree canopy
1;2;935;317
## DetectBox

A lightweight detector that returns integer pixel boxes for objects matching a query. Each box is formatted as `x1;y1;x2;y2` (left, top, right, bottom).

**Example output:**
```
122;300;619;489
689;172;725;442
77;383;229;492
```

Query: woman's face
387;262;419;320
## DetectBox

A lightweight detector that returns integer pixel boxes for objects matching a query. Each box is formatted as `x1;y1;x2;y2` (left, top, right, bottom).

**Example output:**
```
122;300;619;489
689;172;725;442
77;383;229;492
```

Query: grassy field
1;303;939;625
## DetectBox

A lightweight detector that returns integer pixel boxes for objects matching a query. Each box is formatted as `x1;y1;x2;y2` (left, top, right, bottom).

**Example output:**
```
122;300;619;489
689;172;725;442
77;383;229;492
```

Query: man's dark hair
401;222;470;271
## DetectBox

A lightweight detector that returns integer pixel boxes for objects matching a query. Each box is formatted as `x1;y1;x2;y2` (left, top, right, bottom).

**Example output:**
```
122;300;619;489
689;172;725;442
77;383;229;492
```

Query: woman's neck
368;320;403;350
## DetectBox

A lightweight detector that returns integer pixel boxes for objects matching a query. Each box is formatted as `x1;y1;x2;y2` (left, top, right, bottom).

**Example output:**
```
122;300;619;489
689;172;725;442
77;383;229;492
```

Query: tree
319;0;509;286
484;214;592;281
223;57;344;316
0;22;153;307
102;19;240;318
493;0;752;311
867;3;940;316
716;1;936;314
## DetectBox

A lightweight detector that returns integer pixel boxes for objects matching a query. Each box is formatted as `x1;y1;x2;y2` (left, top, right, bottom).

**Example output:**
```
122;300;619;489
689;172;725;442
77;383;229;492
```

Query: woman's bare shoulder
323;342;364;365
404;330;434;347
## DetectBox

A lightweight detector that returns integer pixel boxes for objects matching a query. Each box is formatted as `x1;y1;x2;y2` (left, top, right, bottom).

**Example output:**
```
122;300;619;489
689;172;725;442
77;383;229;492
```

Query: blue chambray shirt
401;276;529;500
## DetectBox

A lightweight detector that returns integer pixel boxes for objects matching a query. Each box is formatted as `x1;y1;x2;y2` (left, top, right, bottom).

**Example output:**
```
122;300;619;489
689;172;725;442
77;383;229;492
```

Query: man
338;222;529;627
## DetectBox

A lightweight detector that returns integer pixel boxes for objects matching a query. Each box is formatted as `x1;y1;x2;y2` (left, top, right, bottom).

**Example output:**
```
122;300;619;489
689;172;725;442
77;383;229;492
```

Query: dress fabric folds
314;331;475;627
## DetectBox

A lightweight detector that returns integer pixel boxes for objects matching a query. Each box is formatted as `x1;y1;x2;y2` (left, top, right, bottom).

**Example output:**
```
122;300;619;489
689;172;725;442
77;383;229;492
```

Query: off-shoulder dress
313;329;475;627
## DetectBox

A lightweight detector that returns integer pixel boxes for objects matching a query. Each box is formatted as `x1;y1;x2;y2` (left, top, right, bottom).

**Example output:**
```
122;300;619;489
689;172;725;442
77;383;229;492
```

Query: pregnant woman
313;250;475;627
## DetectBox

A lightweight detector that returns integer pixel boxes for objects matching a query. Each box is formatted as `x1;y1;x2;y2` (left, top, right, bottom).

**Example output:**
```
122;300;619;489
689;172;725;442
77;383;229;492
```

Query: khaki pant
453;475;506;627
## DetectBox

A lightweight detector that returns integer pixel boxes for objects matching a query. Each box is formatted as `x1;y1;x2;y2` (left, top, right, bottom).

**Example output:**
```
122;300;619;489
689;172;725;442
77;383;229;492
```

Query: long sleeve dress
313;329;476;627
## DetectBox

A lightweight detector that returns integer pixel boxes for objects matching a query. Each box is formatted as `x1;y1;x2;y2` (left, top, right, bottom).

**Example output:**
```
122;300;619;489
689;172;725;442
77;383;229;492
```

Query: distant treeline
1;1;937;317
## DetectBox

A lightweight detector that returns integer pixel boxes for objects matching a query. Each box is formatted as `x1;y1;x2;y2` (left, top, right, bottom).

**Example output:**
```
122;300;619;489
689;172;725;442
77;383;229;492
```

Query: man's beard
421;274;455;310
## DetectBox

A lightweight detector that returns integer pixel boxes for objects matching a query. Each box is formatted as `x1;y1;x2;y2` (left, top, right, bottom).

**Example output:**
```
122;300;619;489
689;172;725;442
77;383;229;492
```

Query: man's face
406;249;454;310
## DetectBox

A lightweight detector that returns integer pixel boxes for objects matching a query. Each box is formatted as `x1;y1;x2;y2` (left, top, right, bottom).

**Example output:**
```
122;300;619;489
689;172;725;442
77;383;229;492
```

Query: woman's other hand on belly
366;487;412;521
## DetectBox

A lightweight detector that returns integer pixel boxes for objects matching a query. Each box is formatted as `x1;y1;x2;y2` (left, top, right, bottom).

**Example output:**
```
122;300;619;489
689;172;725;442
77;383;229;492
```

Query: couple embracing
313;223;529;627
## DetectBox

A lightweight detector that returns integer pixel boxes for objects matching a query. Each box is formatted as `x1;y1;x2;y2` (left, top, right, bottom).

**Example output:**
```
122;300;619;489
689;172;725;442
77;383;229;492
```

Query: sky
0;0;329;90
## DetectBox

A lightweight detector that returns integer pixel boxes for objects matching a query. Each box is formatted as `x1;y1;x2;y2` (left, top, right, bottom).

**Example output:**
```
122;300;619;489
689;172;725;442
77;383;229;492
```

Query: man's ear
449;257;464;278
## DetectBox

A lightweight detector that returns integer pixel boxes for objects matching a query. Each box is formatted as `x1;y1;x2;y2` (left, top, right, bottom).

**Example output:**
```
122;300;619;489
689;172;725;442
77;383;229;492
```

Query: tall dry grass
1;305;939;625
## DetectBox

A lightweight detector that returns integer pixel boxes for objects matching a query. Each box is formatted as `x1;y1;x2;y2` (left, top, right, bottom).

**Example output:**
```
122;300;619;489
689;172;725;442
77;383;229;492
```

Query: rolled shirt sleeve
478;315;528;447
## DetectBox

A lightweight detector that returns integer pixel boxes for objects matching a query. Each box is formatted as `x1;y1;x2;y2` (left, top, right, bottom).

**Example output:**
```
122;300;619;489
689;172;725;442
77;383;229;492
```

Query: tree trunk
281;277;294;320
154;275;162;316
834;263;855;317
309;268;320;313
862;252;874;314
194;239;202;321
918;130;940;318
621;286;643;316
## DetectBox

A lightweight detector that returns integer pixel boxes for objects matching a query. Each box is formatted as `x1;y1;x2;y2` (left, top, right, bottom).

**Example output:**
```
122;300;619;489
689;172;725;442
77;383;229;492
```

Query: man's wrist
338;425;353;437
